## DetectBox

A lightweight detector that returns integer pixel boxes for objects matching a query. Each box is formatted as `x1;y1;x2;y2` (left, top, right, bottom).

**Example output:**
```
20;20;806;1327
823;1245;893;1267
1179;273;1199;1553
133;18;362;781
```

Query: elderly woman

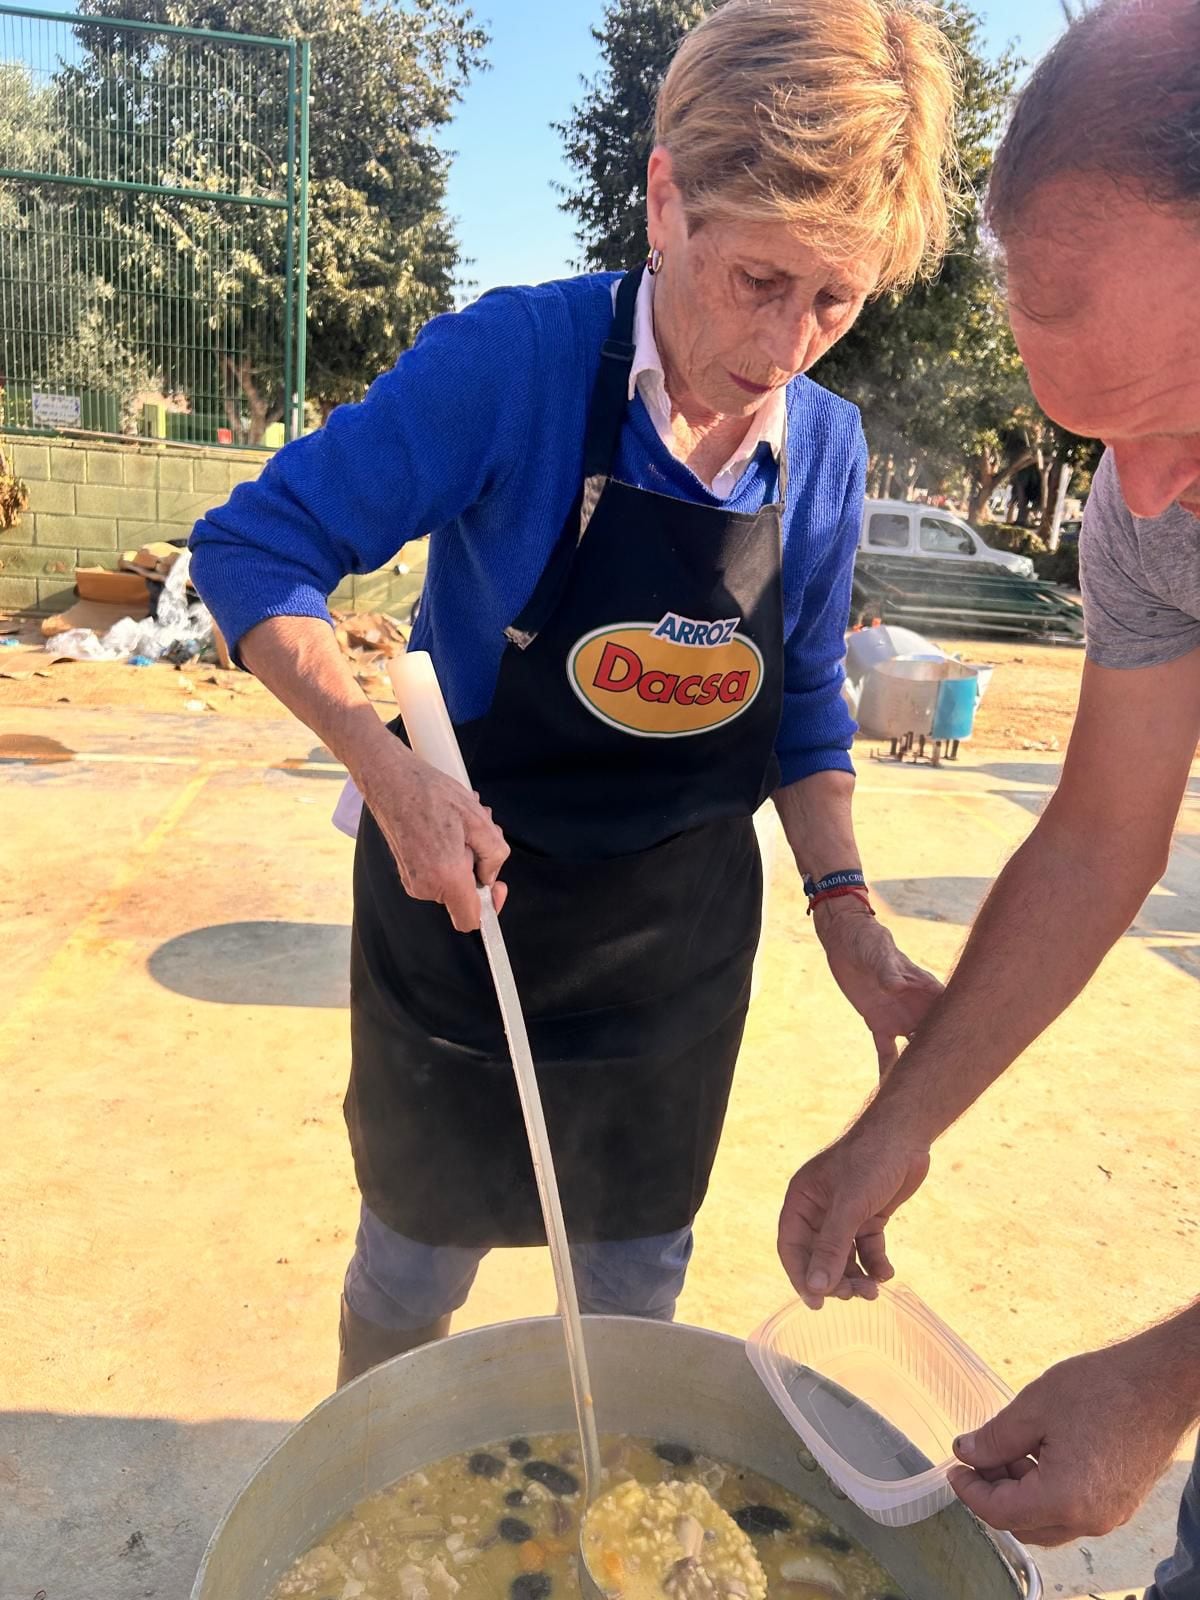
191;0;957;1384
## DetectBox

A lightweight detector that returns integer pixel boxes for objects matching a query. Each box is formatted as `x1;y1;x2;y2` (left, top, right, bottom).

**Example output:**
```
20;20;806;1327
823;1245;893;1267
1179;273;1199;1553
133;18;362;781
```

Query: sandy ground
2;612;1084;753
1;664;1198;1600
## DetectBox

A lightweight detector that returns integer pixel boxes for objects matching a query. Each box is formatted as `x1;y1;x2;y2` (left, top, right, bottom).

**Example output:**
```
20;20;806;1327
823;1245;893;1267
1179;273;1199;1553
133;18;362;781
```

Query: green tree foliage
0;62;153;431
811;3;1030;514
554;0;705;270
21;0;486;440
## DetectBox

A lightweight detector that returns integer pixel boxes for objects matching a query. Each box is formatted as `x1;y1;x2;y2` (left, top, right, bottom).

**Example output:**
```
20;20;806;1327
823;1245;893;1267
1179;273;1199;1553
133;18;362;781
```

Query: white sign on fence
32;392;83;428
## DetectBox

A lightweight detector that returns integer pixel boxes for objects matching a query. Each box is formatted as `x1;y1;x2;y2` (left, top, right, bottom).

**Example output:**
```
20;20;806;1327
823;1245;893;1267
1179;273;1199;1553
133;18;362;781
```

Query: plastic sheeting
46;550;213;664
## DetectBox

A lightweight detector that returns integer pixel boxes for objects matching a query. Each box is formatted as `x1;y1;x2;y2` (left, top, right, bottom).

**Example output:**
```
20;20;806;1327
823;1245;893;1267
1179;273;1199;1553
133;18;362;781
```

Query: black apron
346;264;787;1247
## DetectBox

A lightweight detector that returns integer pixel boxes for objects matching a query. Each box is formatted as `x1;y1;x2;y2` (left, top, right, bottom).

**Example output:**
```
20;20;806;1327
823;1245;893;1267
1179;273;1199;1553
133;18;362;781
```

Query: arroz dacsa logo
567;613;764;738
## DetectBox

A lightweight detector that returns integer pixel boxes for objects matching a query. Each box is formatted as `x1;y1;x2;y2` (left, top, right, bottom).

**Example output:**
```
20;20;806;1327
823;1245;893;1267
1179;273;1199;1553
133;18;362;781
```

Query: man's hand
815;901;943;1074
949;1339;1195;1546
778;1122;931;1308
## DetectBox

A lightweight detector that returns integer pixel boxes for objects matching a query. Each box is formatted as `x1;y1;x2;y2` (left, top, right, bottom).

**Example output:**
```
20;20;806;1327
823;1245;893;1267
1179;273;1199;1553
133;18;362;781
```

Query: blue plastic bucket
932;676;979;741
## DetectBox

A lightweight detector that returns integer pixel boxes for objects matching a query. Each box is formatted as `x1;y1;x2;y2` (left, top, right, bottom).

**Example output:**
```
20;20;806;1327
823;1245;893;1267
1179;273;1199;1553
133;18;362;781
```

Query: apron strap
505;265;642;650
579;262;641;542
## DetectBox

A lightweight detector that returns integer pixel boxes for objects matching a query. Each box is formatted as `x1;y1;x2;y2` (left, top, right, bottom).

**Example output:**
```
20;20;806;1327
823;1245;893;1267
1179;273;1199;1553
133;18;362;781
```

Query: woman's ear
645;145;678;253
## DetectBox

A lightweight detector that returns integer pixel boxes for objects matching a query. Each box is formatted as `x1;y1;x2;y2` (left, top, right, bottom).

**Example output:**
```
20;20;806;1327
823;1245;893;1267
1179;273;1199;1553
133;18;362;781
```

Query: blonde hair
655;0;959;289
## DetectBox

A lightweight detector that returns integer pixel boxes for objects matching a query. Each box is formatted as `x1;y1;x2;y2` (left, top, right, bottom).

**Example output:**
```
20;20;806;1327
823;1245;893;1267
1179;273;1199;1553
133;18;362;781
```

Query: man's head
987;0;1200;519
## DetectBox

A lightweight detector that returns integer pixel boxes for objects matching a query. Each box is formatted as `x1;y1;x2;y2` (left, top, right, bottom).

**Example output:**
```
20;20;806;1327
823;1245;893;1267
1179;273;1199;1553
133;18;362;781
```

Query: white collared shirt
624;269;786;498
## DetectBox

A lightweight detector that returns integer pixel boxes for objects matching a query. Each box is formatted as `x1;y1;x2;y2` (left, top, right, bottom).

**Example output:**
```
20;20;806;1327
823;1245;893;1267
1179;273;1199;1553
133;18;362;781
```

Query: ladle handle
385;647;604;1510
387;650;473;790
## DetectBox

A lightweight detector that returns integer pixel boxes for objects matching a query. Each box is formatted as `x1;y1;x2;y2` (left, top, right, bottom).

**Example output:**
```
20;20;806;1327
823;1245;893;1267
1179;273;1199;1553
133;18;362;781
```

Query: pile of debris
0;551;411;706
42;542;231;667
333;610;407;693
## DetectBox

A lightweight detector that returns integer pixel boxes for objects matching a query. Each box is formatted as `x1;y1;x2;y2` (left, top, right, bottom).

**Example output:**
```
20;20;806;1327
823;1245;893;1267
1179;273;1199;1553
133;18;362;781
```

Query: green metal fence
0;4;309;447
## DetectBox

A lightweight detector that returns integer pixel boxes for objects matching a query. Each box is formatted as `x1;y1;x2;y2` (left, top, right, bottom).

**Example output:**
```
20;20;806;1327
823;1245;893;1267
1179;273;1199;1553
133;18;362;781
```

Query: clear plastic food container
746;1284;1013;1527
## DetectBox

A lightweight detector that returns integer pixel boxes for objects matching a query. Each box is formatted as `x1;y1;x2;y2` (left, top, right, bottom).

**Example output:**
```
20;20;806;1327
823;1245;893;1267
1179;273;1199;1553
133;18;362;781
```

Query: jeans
1147;1439;1200;1599
344;1203;695;1330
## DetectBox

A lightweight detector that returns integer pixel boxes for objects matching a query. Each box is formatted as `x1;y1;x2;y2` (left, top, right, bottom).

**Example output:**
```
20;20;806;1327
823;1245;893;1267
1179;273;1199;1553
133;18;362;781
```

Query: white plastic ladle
387;651;606;1599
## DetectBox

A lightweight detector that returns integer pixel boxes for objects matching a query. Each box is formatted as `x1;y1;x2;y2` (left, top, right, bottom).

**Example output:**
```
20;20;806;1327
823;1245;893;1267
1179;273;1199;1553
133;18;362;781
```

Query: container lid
746;1284;1012;1527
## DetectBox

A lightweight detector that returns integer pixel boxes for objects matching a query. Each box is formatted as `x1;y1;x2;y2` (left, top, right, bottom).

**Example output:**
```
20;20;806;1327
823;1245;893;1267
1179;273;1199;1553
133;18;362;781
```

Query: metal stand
873;732;963;768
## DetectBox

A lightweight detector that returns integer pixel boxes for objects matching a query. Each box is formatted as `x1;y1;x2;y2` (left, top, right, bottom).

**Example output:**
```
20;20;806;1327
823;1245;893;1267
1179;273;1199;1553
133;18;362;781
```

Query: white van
859;498;1035;579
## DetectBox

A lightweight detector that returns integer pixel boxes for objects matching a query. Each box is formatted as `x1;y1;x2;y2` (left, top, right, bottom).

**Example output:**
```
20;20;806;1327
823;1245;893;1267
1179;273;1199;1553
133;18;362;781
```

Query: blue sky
447;0;1071;296
15;0;1069;293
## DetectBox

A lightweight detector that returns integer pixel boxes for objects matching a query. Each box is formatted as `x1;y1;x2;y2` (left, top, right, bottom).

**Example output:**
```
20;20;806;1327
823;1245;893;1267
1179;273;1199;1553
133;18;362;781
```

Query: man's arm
779;647;1200;1301
869;647;1199;1142
950;1301;1200;1545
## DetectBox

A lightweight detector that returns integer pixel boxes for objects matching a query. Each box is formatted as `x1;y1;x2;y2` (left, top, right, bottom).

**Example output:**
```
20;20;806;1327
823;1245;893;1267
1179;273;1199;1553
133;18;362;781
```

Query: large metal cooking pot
192;1317;1040;1599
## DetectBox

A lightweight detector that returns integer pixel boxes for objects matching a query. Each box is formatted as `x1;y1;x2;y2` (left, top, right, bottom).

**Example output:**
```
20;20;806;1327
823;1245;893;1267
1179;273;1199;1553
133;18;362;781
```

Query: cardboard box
41;597;149;638
75;567;152;608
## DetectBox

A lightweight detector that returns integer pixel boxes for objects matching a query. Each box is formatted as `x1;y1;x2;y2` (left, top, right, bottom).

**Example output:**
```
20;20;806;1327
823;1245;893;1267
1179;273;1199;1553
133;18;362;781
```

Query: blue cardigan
190;272;864;785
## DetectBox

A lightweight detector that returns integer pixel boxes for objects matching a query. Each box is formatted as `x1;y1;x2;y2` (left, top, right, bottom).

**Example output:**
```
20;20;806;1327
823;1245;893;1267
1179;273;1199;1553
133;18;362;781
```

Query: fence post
283;40;298;442
295;38;311;440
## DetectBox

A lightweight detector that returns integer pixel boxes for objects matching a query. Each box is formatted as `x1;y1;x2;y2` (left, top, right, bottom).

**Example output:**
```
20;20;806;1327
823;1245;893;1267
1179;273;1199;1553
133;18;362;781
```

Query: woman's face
646;147;880;420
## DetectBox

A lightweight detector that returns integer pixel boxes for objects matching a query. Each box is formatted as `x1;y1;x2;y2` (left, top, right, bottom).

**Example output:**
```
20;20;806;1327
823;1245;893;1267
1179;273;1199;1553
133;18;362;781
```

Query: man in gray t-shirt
1083;449;1200;671
773;1;1200;1591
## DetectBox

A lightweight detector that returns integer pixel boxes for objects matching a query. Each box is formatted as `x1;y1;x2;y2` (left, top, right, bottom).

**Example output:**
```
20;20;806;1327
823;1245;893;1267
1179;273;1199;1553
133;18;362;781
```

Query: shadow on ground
972;762;1064;787
988;787;1052;821
1157;944;1200;980
969;768;1200;803
0;1410;291;1600
875;875;1199;975
148;922;351;1007
270;746;346;782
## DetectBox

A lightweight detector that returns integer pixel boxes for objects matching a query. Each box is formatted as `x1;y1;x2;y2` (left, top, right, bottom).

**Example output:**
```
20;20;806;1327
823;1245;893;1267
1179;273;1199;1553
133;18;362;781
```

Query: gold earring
647;246;664;276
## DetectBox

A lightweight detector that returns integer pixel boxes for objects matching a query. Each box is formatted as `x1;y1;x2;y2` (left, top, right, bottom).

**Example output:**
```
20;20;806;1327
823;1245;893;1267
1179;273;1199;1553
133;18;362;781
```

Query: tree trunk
979;449;1037;525
1043;460;1074;549
1038;448;1070;542
969;457;997;523
224;356;271;445
221;385;245;446
1033;443;1051;528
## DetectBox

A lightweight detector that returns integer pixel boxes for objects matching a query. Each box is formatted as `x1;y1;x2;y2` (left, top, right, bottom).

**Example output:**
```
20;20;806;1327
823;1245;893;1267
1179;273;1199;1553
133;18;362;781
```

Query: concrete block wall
0;436;420;617
0;438;267;614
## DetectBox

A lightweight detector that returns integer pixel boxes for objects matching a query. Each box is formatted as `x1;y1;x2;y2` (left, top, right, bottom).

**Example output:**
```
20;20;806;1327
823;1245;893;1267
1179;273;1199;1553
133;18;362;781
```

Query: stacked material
852;554;1084;644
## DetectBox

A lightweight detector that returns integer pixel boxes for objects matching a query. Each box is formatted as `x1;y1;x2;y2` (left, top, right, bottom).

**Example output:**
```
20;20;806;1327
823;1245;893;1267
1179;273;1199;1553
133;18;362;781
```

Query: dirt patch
0;732;75;761
1;613;1088;749
0;613;396;721
928;636;1086;753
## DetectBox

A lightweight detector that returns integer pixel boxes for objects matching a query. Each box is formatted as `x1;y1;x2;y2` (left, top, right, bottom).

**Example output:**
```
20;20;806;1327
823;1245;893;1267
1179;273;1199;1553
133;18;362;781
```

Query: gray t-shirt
1081;449;1200;668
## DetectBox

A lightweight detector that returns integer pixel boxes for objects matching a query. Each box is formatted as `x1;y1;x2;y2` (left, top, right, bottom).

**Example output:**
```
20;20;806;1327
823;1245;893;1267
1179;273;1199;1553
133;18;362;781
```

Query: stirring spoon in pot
388;653;605;1598
476;879;606;1600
